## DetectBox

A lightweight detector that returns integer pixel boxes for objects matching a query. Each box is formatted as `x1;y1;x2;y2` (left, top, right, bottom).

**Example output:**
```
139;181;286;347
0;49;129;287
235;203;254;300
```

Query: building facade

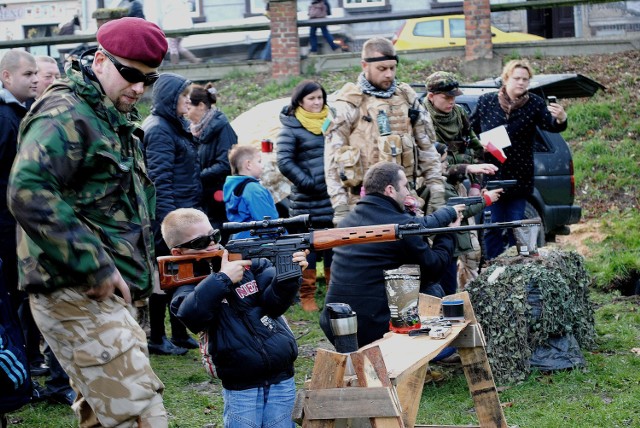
1;0;639;58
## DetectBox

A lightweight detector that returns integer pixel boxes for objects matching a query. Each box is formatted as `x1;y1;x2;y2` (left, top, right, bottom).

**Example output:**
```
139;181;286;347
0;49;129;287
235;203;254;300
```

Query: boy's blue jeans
223;376;296;427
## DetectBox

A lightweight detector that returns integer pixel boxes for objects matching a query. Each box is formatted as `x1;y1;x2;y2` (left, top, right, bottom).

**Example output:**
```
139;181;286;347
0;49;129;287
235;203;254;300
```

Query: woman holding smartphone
470;59;568;260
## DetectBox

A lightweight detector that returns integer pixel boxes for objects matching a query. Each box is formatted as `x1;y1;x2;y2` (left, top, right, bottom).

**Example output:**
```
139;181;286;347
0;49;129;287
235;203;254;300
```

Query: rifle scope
223;214;310;233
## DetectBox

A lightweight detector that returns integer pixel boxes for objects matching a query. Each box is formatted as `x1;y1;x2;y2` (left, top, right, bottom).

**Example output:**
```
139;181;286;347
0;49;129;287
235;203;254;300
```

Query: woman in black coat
276;80;333;312
142;73;202;355
187;83;238;232
470;59;567;259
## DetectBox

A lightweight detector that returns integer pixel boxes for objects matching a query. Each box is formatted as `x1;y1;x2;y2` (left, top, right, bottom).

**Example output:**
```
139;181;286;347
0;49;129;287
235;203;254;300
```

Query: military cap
97;17;168;68
426;71;463;96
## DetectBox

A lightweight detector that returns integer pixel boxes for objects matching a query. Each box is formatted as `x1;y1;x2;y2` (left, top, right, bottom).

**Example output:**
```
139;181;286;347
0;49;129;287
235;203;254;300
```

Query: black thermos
326;302;358;353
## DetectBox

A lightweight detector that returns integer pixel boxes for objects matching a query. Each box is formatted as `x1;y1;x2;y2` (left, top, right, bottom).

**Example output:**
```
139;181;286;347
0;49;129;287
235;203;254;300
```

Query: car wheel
524;201;546;248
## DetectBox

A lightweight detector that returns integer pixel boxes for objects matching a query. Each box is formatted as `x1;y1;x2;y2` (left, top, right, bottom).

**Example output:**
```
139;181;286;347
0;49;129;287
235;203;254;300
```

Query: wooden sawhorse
294;291;507;427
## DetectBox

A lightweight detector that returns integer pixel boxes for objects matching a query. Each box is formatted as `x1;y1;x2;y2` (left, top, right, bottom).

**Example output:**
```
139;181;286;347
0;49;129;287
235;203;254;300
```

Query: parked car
231;74;604;245
392;15;544;50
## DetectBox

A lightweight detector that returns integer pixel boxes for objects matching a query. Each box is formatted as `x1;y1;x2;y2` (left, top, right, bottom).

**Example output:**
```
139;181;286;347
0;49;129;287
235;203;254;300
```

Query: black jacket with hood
196;109;237;224
142;73;202;248
171;258;300;390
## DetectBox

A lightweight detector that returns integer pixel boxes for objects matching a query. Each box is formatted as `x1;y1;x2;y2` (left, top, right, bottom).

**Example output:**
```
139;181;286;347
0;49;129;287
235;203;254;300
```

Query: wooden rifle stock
158;250;243;291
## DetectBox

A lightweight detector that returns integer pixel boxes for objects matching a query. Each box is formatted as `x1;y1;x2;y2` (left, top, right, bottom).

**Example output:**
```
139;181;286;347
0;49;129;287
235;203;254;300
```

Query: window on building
247;0;268;16
344;0;387;9
188;0;205;23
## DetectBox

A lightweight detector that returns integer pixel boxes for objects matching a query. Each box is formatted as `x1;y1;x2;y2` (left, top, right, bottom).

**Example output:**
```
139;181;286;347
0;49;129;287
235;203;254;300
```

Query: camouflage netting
466;248;596;385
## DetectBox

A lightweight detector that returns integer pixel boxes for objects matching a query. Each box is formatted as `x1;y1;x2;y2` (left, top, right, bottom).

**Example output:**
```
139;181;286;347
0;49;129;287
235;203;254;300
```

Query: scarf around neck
357;72;397;99
498;86;529;119
190;106;216;138
295;104;329;135
425;100;464;144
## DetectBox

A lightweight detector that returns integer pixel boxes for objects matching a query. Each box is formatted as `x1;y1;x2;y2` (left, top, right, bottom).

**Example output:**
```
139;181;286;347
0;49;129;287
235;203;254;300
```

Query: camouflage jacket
324;82;441;209
7;63;157;299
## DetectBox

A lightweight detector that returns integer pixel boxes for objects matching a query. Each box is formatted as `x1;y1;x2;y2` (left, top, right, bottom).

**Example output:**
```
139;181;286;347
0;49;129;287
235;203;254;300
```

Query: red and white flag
480;125;511;164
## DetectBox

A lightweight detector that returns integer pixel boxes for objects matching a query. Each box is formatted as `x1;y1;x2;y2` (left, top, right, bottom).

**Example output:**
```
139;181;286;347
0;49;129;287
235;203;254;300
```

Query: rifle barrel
397;218;541;238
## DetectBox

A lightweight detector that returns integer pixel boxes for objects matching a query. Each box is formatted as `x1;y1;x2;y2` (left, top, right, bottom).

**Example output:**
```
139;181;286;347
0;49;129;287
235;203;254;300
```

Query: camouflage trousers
29;287;167;428
457;229;481;290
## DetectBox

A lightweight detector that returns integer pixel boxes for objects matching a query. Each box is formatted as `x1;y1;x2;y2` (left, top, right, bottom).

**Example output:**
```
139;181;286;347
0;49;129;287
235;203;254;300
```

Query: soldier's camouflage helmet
425;71;463;96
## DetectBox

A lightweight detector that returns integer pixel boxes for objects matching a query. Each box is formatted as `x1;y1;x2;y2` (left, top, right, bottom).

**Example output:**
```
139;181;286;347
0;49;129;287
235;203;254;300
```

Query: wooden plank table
296;291;507;428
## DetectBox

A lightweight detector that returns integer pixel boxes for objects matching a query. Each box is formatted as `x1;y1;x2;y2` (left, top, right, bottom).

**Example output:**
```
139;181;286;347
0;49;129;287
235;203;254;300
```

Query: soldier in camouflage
7;18;169;428
424;71;491;187
324;37;445;224
424;71;498;293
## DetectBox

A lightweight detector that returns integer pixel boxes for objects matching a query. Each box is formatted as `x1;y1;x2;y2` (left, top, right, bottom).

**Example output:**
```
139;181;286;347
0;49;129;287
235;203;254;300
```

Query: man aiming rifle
158;166;538;357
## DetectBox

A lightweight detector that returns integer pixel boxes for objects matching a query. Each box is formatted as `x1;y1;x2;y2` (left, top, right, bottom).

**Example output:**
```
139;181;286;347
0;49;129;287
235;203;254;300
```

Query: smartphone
547;96;558;105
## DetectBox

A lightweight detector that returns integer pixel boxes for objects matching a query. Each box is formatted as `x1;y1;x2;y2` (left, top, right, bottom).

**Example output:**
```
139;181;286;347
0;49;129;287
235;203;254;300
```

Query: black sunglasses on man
101;49;160;86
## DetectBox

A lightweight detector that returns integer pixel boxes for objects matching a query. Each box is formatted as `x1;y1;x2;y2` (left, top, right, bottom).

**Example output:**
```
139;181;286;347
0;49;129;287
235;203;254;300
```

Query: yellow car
392;15;544;50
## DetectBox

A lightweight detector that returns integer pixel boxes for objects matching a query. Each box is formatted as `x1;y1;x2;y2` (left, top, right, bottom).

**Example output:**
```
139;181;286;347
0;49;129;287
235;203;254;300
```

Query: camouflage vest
335;82;421;189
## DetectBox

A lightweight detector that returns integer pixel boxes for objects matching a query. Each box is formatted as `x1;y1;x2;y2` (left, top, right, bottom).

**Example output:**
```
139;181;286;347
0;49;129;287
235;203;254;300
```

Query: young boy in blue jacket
223;145;280;239
162;208;308;427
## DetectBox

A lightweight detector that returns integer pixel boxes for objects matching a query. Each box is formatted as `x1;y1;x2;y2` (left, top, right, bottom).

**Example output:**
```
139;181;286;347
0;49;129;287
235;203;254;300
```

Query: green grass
418;295;640;427
12;289;639;427
9;53;640;426
584;209;640;288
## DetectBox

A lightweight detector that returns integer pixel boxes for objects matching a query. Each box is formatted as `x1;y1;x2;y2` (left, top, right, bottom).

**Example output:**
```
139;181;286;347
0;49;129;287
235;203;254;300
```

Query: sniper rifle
158;214;541;290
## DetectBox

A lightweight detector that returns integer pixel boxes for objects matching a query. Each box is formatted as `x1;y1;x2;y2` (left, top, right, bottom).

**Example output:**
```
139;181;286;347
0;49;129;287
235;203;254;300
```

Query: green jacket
8;62;157;300
444;182;486;257
426;102;484;187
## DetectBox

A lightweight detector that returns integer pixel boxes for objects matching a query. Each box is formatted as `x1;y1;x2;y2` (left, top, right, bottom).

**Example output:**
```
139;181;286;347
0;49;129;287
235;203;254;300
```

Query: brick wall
270;0;300;79
464;0;493;61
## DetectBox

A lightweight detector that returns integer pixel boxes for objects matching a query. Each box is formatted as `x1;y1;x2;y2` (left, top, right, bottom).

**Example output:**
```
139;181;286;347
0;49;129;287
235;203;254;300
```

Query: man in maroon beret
8;17;170;427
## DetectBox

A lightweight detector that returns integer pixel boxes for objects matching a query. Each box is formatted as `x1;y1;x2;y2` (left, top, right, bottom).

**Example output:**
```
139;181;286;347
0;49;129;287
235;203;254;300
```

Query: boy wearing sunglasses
8;18;169;427
162;208;308;428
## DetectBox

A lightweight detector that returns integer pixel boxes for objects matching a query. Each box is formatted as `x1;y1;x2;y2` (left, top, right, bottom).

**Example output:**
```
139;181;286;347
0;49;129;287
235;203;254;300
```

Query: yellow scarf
295;105;329;135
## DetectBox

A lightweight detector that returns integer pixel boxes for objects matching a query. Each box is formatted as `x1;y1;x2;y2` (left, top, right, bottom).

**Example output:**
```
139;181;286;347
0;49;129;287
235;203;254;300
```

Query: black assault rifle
158;215;541;290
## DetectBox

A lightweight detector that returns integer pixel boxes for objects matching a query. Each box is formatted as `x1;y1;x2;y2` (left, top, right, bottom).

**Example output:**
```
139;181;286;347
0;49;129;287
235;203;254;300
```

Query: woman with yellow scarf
277;80;333;312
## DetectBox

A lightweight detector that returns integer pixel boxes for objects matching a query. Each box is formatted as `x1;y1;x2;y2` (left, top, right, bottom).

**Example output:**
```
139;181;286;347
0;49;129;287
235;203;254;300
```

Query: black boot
147;293;187;356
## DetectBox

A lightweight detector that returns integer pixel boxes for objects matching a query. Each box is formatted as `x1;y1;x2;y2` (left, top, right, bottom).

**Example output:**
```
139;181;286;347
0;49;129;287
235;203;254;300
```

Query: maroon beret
96;17;168;68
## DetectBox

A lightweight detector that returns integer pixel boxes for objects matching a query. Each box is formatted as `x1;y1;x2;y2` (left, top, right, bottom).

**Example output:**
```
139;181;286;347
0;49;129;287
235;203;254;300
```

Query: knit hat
426;71;463;96
96;17;168;68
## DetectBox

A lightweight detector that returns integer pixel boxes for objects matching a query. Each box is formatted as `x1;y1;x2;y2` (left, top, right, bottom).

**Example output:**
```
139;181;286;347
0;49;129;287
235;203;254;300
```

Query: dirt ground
552;219;606;258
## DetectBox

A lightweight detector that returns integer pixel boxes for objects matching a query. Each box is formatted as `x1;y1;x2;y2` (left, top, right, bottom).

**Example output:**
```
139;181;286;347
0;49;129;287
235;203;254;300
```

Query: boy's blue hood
223;176;259;221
